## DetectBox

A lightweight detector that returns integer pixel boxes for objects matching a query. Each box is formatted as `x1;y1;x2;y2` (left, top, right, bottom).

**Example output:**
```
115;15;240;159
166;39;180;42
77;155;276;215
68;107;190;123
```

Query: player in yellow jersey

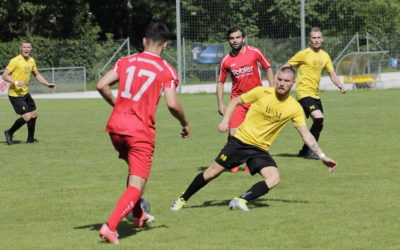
171;67;337;211
2;40;57;145
282;27;346;159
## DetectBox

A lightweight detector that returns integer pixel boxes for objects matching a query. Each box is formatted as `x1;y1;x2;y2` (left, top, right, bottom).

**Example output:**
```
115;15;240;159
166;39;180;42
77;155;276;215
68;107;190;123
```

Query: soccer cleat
230;166;240;173
26;138;39;144
305;149;319;160
229;197;250;211
99;224;119;244
4;130;13;145
244;166;250;173
132;212;155;228
297;149;307;158
170;197;187;211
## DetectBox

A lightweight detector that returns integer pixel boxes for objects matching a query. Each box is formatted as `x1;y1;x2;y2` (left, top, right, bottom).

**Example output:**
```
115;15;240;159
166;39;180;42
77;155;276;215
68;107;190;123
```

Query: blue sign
191;44;224;64
390;58;398;68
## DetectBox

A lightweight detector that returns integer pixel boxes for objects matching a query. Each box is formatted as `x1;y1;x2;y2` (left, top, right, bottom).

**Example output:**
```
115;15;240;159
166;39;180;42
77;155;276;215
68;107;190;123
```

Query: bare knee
21;113;32;122
260;167;280;189
266;174;280;189
203;162;225;181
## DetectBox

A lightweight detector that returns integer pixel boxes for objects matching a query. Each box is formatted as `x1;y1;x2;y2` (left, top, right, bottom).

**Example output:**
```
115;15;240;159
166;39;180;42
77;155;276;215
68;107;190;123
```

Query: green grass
0;89;399;249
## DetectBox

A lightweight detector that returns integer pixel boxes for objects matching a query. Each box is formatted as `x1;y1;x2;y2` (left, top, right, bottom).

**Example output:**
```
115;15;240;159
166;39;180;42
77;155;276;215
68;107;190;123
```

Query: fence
0;66;86;96
172;0;400;88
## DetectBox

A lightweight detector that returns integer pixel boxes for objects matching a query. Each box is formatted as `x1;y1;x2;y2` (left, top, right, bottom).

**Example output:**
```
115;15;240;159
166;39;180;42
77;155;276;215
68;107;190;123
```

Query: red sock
106;186;141;231
132;199;143;219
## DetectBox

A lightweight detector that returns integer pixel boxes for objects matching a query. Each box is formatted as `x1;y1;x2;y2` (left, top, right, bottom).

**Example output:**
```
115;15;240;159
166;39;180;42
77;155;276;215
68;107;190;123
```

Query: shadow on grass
74;220;168;242
271;153;299;158
2;140;23;145
185;197;316;210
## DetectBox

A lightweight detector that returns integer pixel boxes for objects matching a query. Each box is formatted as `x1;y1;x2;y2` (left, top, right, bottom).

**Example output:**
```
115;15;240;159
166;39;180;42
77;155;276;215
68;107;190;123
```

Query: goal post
335;51;389;89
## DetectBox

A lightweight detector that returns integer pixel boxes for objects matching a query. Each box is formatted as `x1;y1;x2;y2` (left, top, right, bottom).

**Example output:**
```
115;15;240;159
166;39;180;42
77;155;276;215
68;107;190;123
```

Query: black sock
239;181;269;201
300;118;324;153
9;117;27;134
181;173;209;201
27;117;37;140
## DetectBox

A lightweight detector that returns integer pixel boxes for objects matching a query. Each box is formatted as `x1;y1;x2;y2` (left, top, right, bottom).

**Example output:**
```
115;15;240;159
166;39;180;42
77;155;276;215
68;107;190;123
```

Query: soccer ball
125;197;151;222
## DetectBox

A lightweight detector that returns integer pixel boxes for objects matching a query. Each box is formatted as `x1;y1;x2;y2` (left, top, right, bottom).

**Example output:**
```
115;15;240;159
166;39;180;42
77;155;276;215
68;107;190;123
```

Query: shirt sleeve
253;47;272;69
292;103;307;127
216;59;227;83
240;86;265;104
163;61;179;89
31;58;37;72
6;58;17;72
325;54;334;73
288;50;304;67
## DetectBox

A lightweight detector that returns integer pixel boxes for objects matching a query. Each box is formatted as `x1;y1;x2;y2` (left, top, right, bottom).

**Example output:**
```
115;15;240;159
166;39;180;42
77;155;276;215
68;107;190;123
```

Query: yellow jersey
6;54;37;97
288;48;334;100
234;87;306;151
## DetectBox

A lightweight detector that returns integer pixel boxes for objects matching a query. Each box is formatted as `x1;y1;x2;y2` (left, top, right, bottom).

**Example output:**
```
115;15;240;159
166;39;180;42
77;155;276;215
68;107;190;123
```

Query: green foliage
0;89;400;249
0;37;133;85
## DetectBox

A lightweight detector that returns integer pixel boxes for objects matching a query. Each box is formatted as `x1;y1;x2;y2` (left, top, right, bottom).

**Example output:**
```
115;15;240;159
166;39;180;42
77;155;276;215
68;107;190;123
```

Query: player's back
106;51;178;141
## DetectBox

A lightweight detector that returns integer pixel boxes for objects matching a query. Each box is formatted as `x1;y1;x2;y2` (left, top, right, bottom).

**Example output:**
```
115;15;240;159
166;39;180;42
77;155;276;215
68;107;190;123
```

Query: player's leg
171;137;246;210
170;161;226;211
230;150;279;211
25;94;39;143
298;97;323;158
228;104;248;172
4;96;29;144
100;135;153;242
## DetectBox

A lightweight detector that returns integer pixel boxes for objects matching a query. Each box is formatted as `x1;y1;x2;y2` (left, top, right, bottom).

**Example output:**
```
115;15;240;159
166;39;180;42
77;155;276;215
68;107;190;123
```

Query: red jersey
106;51;178;144
217;46;272;99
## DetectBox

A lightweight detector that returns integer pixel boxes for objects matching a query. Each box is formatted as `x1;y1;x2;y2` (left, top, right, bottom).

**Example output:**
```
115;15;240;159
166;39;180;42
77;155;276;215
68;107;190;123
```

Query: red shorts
109;133;155;179
229;104;250;128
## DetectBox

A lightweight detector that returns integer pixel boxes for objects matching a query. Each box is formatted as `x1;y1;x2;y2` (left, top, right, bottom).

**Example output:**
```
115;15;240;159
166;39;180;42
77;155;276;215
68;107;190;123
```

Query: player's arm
164;88;190;138
32;70;57;88
295;125;337;172
96;69;119;107
328;71;346;93
265;67;275;87
216;81;225;116
2;69;23;86
218;96;243;133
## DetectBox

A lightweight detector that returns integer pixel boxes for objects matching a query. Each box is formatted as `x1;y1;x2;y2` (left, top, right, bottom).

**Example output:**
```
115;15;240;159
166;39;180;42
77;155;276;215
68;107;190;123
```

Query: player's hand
48;83;57;89
339;85;346;93
321;156;337;173
218;104;226;116
180;125;190;138
218;121;229;133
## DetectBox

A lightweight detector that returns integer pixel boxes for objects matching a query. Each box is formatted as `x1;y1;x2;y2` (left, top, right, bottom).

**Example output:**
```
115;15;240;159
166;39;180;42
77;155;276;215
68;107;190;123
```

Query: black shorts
215;137;277;175
9;93;37;115
298;97;323;118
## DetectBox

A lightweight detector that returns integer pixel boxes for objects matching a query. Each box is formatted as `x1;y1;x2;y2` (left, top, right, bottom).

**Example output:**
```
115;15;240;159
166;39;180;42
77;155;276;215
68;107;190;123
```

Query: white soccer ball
125;197;151;222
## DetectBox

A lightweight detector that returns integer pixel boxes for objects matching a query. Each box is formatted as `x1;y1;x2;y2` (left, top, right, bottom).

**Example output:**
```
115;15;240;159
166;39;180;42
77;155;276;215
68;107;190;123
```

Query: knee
265;173;280;189
31;110;38;118
22;113;32;122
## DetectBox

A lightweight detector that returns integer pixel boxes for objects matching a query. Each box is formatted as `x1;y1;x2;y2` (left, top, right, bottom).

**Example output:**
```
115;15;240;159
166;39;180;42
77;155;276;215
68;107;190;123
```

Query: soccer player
217;26;275;172
171;67;337;212
282;27;346;159
96;22;190;244
2;40;57;145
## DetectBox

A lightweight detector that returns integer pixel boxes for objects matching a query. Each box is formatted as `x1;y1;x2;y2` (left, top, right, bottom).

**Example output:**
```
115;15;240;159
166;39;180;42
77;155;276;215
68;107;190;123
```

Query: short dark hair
144;22;170;44
226;26;246;40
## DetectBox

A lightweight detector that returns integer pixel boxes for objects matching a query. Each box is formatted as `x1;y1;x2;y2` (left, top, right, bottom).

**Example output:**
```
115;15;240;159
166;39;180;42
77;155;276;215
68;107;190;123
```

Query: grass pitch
0;89;399;249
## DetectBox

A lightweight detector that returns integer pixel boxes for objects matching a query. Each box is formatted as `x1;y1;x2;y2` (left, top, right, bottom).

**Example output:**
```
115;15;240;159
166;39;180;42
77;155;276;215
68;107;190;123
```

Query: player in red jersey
217;26;275;172
96;22;190;244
